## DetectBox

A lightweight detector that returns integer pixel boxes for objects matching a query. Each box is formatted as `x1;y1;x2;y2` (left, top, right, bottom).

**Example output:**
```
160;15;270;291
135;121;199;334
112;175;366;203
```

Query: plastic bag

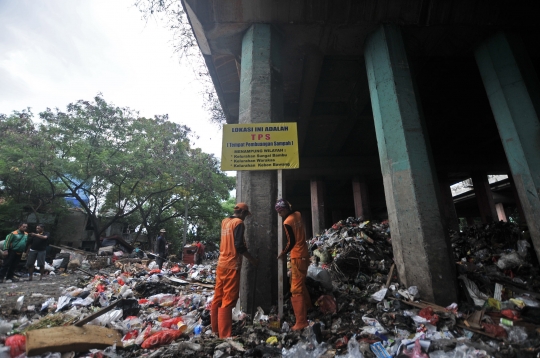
170;265;180;273
134;324;152;345
161;317;183;329
401;339;428;358
307;265;333;290
497;251;523;270
517;240;530;257
5;334;26;357
341;335;363;358
507;326;528;343
90;309;123;326
15;296;24;311
148;261;158;270
418;307;439;325
371;288;388;302
148;293;175;306
458;275;490;306
483;323;507;338
141;329;183;349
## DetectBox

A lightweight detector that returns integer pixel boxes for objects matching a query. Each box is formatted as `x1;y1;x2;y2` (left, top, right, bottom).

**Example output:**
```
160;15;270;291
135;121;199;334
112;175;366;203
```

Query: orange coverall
281;211;311;305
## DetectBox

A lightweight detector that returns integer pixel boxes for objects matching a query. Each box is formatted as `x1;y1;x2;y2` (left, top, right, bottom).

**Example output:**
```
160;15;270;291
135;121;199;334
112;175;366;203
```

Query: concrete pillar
310;179;326;236
438;177;460;231
238;24;281;313
475;32;540;261
352;177;371;220
471;172;498;223
495;203;507;222
508;175;527;224
365;24;457;304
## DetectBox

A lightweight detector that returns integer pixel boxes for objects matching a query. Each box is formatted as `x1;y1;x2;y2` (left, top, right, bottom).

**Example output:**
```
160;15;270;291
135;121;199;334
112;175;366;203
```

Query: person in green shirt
0;223;28;283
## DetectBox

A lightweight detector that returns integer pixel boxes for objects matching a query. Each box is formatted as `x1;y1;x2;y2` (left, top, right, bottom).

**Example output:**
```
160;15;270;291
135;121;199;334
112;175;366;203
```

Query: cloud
0;0;224;159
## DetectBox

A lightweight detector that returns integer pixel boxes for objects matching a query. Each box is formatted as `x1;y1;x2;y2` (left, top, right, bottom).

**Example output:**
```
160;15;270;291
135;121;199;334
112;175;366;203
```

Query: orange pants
212;266;241;309
291;258;309;297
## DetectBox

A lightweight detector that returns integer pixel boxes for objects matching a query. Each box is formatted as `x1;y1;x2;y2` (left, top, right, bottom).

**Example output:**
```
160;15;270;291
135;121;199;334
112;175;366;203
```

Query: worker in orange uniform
275;198;312;330
211;202;259;338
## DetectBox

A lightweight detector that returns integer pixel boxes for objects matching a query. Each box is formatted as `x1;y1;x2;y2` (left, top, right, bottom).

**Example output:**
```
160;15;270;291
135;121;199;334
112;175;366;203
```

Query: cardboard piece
26;325;122;356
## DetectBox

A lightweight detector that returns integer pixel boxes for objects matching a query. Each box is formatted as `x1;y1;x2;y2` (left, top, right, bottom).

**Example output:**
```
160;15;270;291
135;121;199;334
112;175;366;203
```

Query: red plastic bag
170;265;180;273
149;269;161;275
5;334;26;357
402;339;429;358
418;307;439;325
501;309;520;320
138;298;150;305
483;323;508;338
141;329;183;349
161;317;183;328
122;329;139;341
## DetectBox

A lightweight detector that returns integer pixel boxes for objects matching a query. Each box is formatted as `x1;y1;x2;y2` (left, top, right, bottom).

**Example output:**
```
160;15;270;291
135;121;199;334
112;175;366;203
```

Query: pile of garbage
1;219;540;357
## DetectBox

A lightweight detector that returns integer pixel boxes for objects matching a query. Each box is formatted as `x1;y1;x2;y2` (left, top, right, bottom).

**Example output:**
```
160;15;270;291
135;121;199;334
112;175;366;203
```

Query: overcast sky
0;0;222;158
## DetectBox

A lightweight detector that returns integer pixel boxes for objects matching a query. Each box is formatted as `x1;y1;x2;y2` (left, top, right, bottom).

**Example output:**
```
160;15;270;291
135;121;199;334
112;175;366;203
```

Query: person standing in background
155;229;167;270
26;224;50;281
0;223;28;283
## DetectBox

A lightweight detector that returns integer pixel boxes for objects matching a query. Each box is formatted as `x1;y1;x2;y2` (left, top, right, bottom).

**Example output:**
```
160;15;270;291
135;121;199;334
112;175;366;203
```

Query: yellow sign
221;123;299;171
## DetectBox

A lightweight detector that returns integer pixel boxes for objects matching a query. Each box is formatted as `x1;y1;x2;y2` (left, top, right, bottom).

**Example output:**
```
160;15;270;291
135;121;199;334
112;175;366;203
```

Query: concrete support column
352;177;371;220
471;172;498;223
310;179;326;236
438;177;459;231
238;24;281;313
365;24;457;304
508;175;527;225
476;32;540;262
495;203;508;222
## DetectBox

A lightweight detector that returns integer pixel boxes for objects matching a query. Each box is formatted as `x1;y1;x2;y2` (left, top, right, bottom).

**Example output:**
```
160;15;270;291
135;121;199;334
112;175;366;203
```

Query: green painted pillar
237;24;281;313
475;32;540;261
365;24;457;304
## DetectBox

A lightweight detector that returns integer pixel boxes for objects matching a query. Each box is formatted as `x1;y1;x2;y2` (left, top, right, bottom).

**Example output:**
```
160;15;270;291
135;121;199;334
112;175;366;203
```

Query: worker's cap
275;198;292;212
159;229;166;233
234;202;251;215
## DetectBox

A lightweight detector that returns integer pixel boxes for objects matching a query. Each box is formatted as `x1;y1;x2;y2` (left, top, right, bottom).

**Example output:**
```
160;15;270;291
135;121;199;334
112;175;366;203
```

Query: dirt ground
0;272;88;320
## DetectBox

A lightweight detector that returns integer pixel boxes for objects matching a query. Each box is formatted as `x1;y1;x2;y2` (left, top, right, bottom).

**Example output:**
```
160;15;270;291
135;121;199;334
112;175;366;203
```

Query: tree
0;110;68;233
133;148;235;251
37;96;194;246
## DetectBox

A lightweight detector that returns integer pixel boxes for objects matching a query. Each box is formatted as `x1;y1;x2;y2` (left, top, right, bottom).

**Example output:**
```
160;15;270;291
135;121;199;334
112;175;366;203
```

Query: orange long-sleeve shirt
280;211;309;259
217;216;247;270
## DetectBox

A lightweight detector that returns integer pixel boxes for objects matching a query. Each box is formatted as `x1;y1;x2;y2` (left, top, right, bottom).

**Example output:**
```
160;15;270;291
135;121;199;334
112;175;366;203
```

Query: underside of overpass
182;0;540;310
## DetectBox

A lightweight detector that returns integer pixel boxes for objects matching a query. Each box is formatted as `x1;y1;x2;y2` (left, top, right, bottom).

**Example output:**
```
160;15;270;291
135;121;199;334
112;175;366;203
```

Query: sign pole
277;169;284;318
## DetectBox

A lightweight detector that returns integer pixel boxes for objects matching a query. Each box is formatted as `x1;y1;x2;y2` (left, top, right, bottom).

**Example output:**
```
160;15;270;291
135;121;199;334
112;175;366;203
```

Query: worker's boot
211;304;219;334
218;307;233;338
291;295;309;330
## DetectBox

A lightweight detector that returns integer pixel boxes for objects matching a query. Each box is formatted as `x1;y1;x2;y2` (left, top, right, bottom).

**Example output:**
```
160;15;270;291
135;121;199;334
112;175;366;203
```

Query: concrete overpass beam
365;24;457;305
438;177;460;231
310;179;327;236
352;177;371;220
237;24;281;313
471;172;498;223
475;32;540;262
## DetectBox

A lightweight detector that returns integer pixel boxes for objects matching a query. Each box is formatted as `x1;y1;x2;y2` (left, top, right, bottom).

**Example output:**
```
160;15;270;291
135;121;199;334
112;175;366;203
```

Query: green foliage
0;110;68;235
0;96;234;248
